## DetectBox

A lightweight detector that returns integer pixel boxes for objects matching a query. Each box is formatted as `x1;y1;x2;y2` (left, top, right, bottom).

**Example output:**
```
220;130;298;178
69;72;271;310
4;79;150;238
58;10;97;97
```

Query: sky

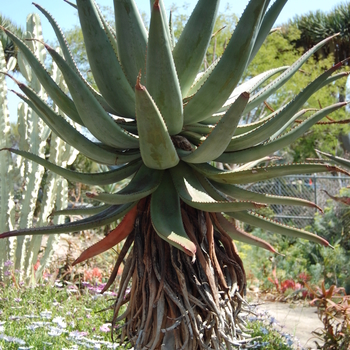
1;0;345;122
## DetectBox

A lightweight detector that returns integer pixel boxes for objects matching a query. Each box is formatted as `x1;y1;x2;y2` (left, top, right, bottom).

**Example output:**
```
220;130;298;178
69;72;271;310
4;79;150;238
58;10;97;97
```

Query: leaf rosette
1;0;349;347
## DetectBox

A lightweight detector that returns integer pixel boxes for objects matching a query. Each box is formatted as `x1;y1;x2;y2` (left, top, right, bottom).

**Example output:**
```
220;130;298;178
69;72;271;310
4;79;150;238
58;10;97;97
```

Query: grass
0;279;297;349
0;255;298;350
247;321;296;350
0;271;131;349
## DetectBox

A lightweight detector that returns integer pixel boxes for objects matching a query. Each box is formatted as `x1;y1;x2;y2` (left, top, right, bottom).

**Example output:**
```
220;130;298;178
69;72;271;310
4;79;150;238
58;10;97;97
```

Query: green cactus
0;41;16;277
0;0;349;347
0;14;78;281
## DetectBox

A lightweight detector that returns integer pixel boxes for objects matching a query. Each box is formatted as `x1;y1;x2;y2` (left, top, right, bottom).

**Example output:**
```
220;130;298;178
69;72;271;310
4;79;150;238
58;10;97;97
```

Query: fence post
314;174;317;209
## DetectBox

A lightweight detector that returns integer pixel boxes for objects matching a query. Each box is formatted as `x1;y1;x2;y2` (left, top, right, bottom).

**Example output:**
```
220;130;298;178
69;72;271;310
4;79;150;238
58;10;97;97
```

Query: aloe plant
0;0;349;347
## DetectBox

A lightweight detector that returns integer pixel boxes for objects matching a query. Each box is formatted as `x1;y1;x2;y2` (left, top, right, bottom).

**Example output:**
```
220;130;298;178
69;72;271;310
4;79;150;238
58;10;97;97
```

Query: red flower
84;267;103;282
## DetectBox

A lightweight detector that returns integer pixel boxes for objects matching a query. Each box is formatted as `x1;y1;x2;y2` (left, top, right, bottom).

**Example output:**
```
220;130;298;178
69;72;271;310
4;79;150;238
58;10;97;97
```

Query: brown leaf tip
153;0;160;10
135;70;144;90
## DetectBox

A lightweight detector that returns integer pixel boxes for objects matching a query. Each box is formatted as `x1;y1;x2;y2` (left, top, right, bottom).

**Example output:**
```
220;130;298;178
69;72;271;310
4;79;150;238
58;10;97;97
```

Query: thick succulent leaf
269;108;316;140
151;172;196;258
186;58;219;98
227;211;330;247
1;148;142;185
76;0;135;117
196;172;318;214
63;0;77;9
183;123;213;135
73;204;139;265
0;203;136;238
33;2;116;115
236;156;279;171
233;118;269;136
170;161;266;212
45;44;139;149
1;27;83;125
180;92;250;163
321;190;350;206
226;60;347;152
50;204;111;217
222;102;347;163
179;131;205;146
245;34;340;113
195;174;228;202
316;150;350;169
173;0;220;96
146;1;183;135
95;3;120;62
33;3;76;70
218;66;288;114
86;165;163;204
135;79;179;169
9;84;129;165
169;10;175;49
183;0;267;124
191;162;349;184
248;0;288;64
114;0;147;86
214;213;279;254
211;181;322;211
318;72;350;91
197;114;230;126
149;0;172;47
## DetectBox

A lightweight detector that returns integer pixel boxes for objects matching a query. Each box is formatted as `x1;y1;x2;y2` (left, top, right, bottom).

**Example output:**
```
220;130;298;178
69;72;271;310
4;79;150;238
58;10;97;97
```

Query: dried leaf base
105;201;253;349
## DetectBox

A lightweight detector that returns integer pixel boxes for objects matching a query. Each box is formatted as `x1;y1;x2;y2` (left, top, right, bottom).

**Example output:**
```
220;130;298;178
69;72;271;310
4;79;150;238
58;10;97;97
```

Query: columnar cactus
0;41;16;278
0;0;349;347
0;14;78;281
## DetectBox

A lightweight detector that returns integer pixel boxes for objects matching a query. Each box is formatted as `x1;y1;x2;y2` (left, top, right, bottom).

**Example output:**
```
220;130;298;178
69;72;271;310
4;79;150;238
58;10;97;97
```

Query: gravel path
256;301;324;349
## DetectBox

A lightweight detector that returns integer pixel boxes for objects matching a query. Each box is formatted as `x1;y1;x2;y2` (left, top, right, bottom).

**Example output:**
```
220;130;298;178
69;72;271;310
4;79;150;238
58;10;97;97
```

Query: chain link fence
244;175;350;229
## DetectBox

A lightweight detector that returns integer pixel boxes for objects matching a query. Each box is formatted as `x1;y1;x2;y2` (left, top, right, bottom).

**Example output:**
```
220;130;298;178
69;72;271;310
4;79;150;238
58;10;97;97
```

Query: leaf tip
242;91;250;99
153;0;160;10
0;231;12;239
135;70;144;90
71;257;81;266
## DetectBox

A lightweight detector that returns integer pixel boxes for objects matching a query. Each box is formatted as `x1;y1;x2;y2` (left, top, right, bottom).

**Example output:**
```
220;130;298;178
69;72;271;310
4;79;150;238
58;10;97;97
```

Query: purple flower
4;260;13;267
70;330;88;338
4;270;11;276
260;327;268;335
99;323;111;332
14;298;22;303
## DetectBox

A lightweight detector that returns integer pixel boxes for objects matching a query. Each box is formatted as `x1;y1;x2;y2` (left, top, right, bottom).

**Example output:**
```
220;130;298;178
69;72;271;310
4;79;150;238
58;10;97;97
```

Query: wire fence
244;174;350;229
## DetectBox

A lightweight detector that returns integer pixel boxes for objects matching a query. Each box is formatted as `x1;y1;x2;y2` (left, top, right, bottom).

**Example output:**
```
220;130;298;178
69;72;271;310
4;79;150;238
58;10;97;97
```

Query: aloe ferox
0;0;349;348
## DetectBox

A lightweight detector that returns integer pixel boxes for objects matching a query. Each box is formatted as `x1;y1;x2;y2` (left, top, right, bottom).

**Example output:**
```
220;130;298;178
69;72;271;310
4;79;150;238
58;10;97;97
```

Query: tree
0;0;349;348
0;14;24;69
290;3;350;65
285;5;350;156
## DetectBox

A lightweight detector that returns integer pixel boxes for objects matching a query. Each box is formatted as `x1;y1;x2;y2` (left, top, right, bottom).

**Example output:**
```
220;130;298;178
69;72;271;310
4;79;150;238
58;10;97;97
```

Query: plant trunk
105;198;250;349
